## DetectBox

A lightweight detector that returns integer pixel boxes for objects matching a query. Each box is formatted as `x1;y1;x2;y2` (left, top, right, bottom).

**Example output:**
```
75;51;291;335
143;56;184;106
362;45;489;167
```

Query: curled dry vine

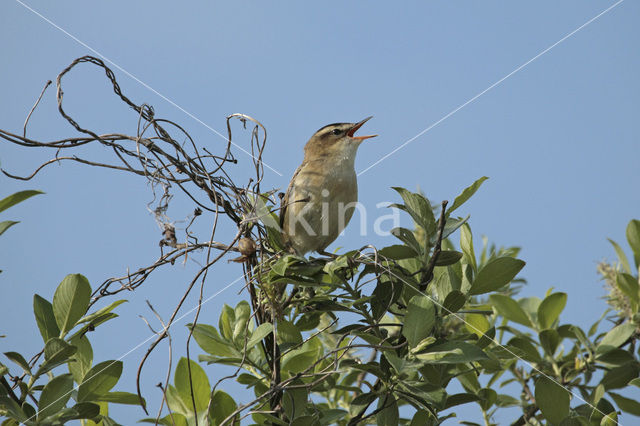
1;56;283;417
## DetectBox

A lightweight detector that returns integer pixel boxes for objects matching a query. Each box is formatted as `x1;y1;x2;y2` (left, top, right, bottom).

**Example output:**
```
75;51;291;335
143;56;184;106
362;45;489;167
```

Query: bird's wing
280;161;305;229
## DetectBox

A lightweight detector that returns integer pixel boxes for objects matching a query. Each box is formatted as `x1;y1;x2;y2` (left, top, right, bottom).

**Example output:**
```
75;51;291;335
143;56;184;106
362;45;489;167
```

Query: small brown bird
280;117;377;255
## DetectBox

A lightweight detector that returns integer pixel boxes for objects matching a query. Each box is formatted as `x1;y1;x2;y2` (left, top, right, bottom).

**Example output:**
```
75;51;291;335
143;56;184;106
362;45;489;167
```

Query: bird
280;117;377;256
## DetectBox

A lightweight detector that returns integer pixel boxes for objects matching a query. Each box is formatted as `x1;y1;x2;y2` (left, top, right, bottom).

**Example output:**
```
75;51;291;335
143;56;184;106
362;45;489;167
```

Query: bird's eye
331;129;342;135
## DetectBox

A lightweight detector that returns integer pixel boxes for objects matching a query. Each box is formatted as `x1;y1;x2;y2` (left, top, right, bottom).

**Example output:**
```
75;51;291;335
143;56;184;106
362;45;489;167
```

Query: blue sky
1;1;639;423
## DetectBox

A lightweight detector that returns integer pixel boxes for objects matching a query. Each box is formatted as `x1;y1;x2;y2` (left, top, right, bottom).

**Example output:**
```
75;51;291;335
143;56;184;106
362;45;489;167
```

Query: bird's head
303;116;377;160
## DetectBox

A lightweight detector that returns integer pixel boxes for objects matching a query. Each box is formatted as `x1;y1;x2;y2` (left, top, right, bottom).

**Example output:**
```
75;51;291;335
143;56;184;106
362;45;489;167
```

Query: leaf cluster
1;271;136;425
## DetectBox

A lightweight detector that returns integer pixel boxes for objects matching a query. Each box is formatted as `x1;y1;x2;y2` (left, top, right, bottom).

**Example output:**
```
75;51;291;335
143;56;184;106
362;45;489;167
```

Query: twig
23;80;52;138
420;200;448;291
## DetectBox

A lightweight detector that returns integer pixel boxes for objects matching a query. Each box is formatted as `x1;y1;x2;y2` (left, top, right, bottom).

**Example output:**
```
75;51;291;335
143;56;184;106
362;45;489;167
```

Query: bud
238;237;257;257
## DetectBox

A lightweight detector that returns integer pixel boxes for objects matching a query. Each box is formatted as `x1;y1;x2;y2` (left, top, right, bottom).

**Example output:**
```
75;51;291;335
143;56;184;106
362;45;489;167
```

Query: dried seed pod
238;237;257;257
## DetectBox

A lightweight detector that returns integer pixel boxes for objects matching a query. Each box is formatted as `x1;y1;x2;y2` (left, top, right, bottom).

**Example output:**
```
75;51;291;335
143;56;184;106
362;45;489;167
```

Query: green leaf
444;393;480;409
477;326;496;349
77;300;127;325
290;416;316;426
37;374;74;420
349;392;378;417
469;257;525;295
410;410;432;426
535;376;570;423
190;324;239;358
174;357;210;414
101;415;122;426
371;277;402;320
448;177;488;215
432;265;462;302
608;238;631;273
0;190;43;214
165;385;189;416
442;290;466;314
38;338;77;376
77;360;122;401
456;368;481;393
477;388;497;411
381;352;412;375
489;294;532;327
282;342;320;373
390;227;423;255
539;329;561;356
465;313;491;338
233;301;251;341
255;195;285;252
282;382;309;420
601;411;618;426
295;311;321;332
378;244;418;260
440;215;470;241
236;373;260;386
537;292;567;329
402;295;435;348
399;381;447;410
96;391;144;406
435;250;463;266
460;223;476;272
265;223;285;253
596;348;634;366
416;341;488;364
392;187;436;237
615;272;639;308
592;384;605;406
503;337;541;363
609;391;640;416
0;221;19;237
518;296;541;323
596;323;636;354
601;362;640;390
626;219;640;268
219;304;235;340
277;320;302;345
495;394;520;408
246;323;273;350
271;255;298;276
33;294;60;343
22;401;36;420
569;325;594;354
0;395;27;422
66;402;100;420
67;313;119;342
3;352;31;375
319;408;348;425
52;274;92;336
209;390;238;425
376;393;399;426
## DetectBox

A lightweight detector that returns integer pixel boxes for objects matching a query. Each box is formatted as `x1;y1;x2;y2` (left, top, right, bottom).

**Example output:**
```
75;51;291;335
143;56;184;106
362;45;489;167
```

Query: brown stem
23;80;52;138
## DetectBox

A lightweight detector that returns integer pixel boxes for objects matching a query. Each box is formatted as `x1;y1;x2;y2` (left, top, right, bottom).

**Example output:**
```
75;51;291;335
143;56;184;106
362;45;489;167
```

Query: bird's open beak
348;116;377;140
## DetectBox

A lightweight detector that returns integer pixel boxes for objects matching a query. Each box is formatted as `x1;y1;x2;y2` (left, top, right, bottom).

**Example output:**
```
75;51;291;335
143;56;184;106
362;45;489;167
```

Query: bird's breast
295;161;358;204
283;160;358;254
